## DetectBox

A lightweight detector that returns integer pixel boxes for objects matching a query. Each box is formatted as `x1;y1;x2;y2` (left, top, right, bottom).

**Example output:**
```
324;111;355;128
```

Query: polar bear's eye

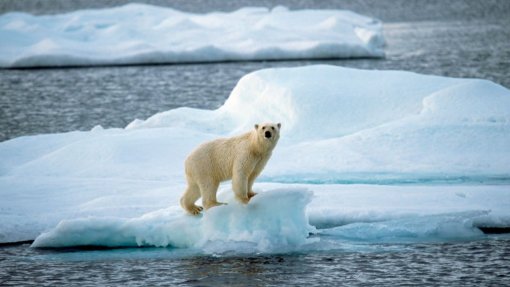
271;127;275;131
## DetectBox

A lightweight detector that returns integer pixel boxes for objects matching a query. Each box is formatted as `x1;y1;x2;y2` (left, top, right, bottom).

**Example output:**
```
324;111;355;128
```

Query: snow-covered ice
1;65;509;253
127;65;510;181
0;4;384;68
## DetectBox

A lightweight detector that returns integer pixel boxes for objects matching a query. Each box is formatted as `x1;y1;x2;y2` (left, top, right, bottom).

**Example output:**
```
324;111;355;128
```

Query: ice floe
0;4;384;68
0;65;509;251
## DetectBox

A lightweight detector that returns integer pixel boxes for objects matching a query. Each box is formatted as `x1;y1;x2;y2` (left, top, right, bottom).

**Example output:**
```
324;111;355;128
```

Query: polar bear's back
185;132;251;183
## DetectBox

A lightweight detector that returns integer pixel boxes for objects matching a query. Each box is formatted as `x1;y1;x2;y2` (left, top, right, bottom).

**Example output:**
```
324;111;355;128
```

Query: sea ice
0;4;384;68
320;211;486;243
1;65;509;250
32;189;316;253
128;65;510;180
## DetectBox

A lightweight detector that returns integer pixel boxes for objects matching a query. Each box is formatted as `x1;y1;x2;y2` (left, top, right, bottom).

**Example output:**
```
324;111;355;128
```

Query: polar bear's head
254;122;281;145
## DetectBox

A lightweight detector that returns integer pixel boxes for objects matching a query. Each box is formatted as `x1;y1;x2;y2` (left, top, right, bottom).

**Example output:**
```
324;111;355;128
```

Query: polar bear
180;122;281;215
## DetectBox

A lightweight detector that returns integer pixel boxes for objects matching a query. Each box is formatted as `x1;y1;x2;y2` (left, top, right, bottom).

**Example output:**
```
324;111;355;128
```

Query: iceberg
0;4;384;68
1;65;509;252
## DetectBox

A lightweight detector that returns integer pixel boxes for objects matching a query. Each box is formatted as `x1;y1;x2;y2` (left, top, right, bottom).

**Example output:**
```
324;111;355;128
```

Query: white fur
180;122;281;215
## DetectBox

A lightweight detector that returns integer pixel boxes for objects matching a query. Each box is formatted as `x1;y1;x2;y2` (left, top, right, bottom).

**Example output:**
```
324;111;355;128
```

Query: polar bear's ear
277;123;281;129
254;124;259;130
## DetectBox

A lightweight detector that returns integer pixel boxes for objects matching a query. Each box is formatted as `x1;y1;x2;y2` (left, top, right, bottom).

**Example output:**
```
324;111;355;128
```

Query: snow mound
32;189;315;253
128;65;510;180
0;4;384;68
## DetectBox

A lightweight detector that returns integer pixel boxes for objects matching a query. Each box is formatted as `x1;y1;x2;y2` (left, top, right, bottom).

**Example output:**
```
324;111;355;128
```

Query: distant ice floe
1;65;509;251
0;4;384;68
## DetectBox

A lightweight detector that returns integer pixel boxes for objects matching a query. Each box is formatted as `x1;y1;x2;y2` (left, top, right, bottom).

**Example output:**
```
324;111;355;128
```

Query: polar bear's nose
265;131;272;138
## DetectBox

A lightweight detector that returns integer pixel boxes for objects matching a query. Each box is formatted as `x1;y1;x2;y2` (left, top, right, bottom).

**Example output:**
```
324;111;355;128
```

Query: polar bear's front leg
247;157;267;199
198;179;226;210
232;171;250;204
247;173;258;199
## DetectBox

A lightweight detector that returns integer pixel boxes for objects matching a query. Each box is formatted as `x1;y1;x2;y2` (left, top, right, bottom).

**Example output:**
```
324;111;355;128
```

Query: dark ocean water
1;235;509;286
1;235;510;286
1;0;510;286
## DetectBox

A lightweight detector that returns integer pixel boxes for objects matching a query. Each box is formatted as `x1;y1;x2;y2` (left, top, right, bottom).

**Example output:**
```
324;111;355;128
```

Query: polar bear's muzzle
264;131;272;139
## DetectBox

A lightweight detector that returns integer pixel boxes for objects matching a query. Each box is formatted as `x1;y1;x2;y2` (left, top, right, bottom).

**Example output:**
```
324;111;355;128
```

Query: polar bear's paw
236;196;251;205
185;204;203;215
204;201;227;210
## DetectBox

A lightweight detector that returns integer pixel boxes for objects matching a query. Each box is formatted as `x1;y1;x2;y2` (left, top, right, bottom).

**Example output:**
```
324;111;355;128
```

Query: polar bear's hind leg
180;182;203;215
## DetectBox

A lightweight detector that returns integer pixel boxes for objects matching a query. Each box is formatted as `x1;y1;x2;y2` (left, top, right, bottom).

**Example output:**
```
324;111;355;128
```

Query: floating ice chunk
200;188;316;253
32;189;316;253
0;4;384;68
321;211;487;243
